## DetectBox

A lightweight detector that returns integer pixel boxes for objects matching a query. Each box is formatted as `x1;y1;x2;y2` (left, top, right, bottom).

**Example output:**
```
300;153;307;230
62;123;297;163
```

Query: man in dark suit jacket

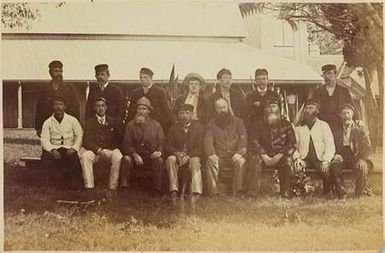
35;60;80;137
85;64;126;122
330;104;373;198
311;64;355;136
127;67;171;131
206;68;246;123
165;104;204;206
246;68;279;128
80;97;124;194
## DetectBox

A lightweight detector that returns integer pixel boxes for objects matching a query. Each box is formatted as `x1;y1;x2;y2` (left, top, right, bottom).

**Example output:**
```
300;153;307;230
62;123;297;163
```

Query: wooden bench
20;156;41;169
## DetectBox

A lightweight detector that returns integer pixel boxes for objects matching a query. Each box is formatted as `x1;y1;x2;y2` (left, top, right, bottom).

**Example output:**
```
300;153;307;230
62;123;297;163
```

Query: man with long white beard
204;98;247;197
120;97;165;196
293;99;336;198
247;96;296;198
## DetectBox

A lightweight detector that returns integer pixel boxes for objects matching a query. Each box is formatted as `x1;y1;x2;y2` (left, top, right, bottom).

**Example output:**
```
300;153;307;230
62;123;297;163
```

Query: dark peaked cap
52;95;67;104
217;68;232;79
140;67;154;77
49;60;63;69
321;64;337;73
177;103;194;112
94;97;108;104
95;64;109;73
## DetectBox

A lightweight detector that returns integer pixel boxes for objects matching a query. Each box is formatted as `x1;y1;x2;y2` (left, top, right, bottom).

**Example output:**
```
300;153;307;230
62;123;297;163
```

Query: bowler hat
137;96;154;111
305;98;321;108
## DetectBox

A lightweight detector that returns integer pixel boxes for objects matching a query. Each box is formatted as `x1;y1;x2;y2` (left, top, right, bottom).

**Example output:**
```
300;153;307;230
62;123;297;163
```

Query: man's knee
80;150;95;161
153;157;164;168
122;155;133;167
188;157;201;173
166;155;177;166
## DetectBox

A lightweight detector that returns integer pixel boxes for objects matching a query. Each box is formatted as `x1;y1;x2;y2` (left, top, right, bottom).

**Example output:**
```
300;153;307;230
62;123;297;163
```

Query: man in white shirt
40;95;83;189
293;99;336;198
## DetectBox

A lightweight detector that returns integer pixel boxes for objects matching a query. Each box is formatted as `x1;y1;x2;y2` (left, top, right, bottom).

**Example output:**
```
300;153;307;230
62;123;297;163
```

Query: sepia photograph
1;0;383;251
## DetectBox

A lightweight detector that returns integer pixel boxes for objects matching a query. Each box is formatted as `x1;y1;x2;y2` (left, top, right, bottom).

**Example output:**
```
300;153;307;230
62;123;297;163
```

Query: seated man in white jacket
293;99;336;197
40;95;83;189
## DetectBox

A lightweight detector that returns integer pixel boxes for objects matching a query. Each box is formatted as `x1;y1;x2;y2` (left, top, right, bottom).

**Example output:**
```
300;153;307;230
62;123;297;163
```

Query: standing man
86;64;126;121
311;64;354;136
330;104;373;198
165;104;204;206
120;97;165;196
127;67;171;130
35;60;79;137
204;98;247;197
206;68;246;123
293;99;336;198
40;95;83;188
246;68;279;128
80;97;124;195
173;73;206;123
247;96;297;198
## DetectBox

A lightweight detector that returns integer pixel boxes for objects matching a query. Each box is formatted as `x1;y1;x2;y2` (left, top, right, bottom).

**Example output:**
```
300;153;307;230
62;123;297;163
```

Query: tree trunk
376;63;383;147
363;67;379;149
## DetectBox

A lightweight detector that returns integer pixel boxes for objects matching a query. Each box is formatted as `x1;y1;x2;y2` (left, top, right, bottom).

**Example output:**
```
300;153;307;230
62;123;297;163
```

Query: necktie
99;118;105;125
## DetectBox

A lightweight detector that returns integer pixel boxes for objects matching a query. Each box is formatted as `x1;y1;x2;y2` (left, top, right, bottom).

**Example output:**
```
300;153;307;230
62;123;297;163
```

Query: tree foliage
239;3;383;71
1;3;40;30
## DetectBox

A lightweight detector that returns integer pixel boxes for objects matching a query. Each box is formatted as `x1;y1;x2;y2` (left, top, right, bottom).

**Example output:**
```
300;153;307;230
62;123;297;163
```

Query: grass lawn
3;129;384;251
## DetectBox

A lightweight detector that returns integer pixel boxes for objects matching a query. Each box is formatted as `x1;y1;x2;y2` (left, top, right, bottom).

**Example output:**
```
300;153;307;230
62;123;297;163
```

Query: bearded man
293;99;336;198
204;98;247;197
329;104;373;198
120;97;165;196
247;96;296;198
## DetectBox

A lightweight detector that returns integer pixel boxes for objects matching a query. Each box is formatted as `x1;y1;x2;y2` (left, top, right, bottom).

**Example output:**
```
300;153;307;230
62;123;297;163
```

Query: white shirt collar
96;114;106;122
143;83;153;93
52;112;67;123
257;87;267;95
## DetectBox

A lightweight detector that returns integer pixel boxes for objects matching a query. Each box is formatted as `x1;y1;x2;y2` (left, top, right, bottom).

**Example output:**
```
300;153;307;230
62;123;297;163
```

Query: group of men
36;60;373;207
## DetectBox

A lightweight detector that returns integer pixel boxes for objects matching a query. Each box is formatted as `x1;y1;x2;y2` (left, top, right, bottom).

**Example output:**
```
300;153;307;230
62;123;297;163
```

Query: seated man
204;98;247;197
330;104;373;198
293;99;336;198
40;95;83;188
80;97;124;195
165;104;204;206
247;96;296;198
120;97;165;196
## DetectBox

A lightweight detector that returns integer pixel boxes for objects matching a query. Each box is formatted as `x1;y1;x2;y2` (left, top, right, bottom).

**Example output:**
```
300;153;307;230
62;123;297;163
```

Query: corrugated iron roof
2;39;322;81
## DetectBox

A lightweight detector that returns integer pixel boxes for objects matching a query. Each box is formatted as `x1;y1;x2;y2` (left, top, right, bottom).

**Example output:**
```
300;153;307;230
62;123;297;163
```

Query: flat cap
216;68;232;79
95;64;109;73
305;98;321;108
255;68;268;77
177;103;194;112
49;60;63;69
94;97;107;104
140;67;154;77
184;72;205;86
262;95;279;108
321;64;337;73
137;96;153;111
52;94;66;104
339;103;355;113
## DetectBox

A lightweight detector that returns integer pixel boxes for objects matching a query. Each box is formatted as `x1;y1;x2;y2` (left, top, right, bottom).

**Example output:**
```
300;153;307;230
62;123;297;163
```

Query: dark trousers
303;157;333;195
120;154;164;192
40;147;82;188
330;146;371;197
247;154;293;196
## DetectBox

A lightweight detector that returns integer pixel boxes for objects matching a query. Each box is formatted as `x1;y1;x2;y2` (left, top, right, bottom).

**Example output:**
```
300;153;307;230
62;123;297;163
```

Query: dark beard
302;112;317;126
215;112;232;128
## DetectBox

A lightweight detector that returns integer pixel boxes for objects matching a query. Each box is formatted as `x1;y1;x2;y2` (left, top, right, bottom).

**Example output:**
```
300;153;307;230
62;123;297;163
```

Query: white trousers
79;148;122;190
